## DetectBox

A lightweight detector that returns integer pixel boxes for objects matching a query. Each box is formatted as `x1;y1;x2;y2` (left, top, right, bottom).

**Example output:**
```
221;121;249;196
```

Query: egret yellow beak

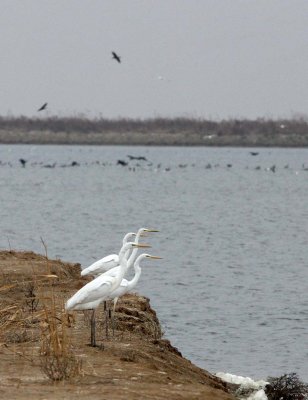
148;255;162;259
133;243;151;248
144;229;159;233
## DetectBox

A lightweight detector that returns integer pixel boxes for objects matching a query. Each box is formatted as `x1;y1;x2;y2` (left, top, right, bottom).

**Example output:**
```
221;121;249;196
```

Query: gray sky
1;0;308;119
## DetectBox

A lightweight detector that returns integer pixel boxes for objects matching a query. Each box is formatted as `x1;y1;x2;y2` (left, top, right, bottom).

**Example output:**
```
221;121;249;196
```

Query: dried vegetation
1;115;308;146
265;373;308;400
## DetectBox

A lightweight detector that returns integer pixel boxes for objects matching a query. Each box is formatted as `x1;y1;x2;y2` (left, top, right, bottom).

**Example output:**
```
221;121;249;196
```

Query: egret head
128;232;137;237
123;232;137;244
121;241;151;253
135;254;162;263
138;228;159;237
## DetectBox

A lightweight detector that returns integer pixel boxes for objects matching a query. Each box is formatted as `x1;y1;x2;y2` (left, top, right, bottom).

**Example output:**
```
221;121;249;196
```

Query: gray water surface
0;144;307;380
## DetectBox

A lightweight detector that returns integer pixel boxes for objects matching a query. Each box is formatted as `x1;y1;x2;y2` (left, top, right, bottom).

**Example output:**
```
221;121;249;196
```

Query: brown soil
0;250;235;400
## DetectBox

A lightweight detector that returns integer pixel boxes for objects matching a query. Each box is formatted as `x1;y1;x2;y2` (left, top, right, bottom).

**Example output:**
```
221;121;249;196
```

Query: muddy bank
0;250;235;400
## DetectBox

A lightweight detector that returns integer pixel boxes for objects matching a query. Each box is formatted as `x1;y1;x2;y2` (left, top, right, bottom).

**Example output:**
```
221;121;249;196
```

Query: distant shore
0;116;308;146
1;129;308;147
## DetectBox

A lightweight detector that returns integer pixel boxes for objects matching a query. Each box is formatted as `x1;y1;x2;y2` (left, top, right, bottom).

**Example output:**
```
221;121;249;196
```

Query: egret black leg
90;309;96;347
112;297;118;337
111;306;115;337
104;301;109;339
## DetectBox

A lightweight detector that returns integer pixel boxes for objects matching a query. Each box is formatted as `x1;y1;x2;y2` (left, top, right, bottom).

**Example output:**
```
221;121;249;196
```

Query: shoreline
0;129;308;147
1;116;308;147
0;250;236;399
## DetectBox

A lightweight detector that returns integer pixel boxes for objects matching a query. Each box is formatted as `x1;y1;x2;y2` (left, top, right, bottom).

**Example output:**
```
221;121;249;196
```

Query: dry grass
1;115;308;146
0;242;82;381
39;301;82;381
38;239;82;381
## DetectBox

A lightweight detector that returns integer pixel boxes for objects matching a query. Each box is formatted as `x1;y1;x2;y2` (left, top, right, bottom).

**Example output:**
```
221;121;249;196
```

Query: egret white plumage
80;228;158;338
81;228;158;277
65;242;150;346
109;254;162;306
76;254;161;309
108;254;162;333
78;253;162;334
97;228;159;280
81;231;136;277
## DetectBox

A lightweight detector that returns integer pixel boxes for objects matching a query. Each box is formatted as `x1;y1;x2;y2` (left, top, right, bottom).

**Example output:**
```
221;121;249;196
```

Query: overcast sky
1;0;308;120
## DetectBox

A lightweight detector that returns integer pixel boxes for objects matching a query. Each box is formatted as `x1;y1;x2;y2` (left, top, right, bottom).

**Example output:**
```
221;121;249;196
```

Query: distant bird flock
65;228;160;346
1;155;307;174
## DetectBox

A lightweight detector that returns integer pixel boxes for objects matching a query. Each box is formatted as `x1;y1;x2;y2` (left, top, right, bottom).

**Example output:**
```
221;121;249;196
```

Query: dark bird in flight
112;51;121;63
38;102;48;112
250;152;259;156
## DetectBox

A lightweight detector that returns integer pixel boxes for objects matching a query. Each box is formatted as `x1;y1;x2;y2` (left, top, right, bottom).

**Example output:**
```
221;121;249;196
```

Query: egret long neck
115;243;131;287
127;230;143;269
126;262;142;291
122;233;134;260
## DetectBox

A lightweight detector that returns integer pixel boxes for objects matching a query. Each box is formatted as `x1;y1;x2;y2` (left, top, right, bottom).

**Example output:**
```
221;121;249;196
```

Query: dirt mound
0;250;235;399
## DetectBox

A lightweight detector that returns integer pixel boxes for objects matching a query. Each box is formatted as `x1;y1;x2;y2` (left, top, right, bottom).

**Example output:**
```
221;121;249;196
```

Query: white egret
78;253;162;334
126;228;159;268
81;228;158;277
108;254;162;308
108;253;162;334
65;242;150;346
81;231;136;277
80;228;158;338
99;228;159;280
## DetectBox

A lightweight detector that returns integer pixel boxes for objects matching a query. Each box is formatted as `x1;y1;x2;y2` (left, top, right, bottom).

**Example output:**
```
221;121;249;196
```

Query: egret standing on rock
80;228;159;336
108;253;162;333
65;242;150;347
109;254;162;308
73;253;162;335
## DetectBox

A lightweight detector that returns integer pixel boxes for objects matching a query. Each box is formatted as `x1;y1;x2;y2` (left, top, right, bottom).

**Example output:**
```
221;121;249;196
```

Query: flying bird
112;51;121;63
37;102;47;112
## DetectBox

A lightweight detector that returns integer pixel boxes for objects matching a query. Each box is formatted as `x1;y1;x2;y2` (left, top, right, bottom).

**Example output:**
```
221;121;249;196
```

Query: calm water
0;144;307;381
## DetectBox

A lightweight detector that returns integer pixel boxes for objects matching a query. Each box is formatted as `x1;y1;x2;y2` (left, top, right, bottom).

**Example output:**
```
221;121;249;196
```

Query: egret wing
81;254;119;276
66;274;115;309
102;265;120;278
70;299;101;310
